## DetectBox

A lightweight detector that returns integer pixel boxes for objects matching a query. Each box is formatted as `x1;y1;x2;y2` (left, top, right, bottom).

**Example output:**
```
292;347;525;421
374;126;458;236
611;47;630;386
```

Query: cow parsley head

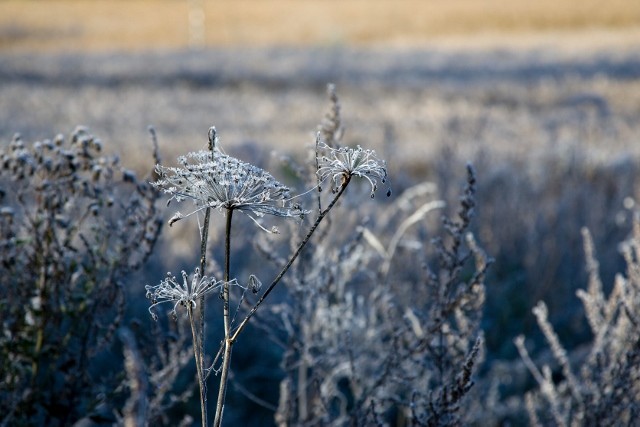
152;127;307;231
316;141;389;198
145;268;224;320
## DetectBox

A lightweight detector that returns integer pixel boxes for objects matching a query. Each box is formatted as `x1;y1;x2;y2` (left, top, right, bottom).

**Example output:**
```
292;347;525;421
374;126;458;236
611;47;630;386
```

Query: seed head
152;128;307;230
145;268;223;320
316;141;389;198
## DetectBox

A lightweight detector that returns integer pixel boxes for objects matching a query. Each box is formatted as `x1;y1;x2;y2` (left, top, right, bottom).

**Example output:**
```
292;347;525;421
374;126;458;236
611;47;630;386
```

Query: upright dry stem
188;303;207;427
197;207;210;426
193;134;216;427
214;209;234;427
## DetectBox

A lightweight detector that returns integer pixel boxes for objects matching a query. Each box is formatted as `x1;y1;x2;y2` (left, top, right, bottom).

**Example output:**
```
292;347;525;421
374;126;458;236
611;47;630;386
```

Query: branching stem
230;176;351;343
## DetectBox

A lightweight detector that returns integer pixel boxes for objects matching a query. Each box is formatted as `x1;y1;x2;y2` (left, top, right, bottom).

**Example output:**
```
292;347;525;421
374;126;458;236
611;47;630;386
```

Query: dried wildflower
316;141;389;198
145;269;224;320
152;128;306;230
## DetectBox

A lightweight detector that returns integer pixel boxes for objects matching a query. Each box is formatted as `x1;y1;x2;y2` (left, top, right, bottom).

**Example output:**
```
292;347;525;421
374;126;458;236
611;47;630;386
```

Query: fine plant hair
0;127;163;426
260;87;491;426
145;86;389;426
516;222;640;426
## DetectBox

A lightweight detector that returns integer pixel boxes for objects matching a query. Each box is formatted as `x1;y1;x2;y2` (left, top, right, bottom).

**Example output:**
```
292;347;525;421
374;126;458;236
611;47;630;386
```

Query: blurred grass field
1;0;640;52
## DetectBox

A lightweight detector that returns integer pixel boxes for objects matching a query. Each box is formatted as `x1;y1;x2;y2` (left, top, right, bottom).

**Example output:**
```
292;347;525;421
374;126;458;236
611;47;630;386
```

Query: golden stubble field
1;0;640;52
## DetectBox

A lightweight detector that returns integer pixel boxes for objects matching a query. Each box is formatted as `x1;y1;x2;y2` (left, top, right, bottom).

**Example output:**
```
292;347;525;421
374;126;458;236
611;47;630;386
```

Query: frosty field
3;33;640;425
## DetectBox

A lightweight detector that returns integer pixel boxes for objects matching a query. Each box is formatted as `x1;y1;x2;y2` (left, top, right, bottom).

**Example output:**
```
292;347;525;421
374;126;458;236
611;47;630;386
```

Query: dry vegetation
2;1;640;426
1;0;640;52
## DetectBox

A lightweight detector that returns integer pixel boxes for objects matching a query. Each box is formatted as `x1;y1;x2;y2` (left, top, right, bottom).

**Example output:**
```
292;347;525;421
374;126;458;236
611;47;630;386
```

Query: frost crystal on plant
152;129;306;229
145;269;223;320
316;141;389;198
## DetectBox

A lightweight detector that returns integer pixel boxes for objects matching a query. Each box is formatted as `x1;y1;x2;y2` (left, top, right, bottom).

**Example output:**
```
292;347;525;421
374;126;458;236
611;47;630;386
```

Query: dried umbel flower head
145;268;224;320
152;127;306;230
316;141;389;198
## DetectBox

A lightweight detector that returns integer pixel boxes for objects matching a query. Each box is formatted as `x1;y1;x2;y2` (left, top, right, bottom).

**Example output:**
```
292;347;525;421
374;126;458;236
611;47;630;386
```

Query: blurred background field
2;0;640;425
2;0;640;52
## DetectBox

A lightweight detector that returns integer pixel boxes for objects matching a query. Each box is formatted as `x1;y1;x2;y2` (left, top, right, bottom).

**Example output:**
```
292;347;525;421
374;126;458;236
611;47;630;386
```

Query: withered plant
0;127;163;425
516;222;640;426
146;86;389;426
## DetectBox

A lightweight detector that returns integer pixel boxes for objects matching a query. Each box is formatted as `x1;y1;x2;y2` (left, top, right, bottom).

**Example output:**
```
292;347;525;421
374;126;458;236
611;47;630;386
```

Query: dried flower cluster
316;141;389;198
143;89;394;426
146;269;225;320
152;133;306;230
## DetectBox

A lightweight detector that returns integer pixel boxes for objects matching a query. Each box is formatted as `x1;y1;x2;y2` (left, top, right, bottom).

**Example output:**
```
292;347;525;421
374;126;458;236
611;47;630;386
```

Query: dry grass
1;0;640;52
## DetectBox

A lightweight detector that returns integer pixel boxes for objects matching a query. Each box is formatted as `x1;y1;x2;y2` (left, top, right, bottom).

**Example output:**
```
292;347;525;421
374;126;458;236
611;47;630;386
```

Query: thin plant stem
213;180;350;426
193;133;216;427
214;208;234;427
196;207;211;427
230;176;351;343
188;303;207;427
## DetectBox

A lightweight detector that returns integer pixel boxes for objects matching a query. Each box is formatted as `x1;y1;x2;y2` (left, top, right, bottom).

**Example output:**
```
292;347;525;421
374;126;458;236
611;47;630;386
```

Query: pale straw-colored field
1;0;639;52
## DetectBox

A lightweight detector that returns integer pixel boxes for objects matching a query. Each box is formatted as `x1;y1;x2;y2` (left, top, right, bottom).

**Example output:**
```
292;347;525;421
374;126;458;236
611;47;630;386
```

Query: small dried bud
168;212;184;227
248;275;262;294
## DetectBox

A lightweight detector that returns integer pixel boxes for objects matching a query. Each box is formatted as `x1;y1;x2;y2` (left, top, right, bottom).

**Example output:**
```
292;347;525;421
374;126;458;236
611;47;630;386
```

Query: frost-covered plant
145;269;225;321
271;166;489;426
146;115;388;426
0;127;163;426
152;129;305;230
316;142;389;198
516;223;640;426
262;87;490;426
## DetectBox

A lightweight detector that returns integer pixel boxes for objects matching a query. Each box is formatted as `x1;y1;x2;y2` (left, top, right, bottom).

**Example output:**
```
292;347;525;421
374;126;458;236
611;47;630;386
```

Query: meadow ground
3;0;640;372
2;1;640;425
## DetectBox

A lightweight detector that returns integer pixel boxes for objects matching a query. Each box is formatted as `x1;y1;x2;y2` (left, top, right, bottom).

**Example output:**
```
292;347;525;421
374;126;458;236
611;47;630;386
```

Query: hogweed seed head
316;141;389;198
151;128;308;230
145;268;225;320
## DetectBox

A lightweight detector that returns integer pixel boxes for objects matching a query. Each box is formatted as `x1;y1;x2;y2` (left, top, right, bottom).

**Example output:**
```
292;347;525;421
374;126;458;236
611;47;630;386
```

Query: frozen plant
259;86;490;426
0;127;164;426
516;223;640;426
147;121;388;426
145;269;225;321
270;165;489;426
316;142;389;198
152;128;305;231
